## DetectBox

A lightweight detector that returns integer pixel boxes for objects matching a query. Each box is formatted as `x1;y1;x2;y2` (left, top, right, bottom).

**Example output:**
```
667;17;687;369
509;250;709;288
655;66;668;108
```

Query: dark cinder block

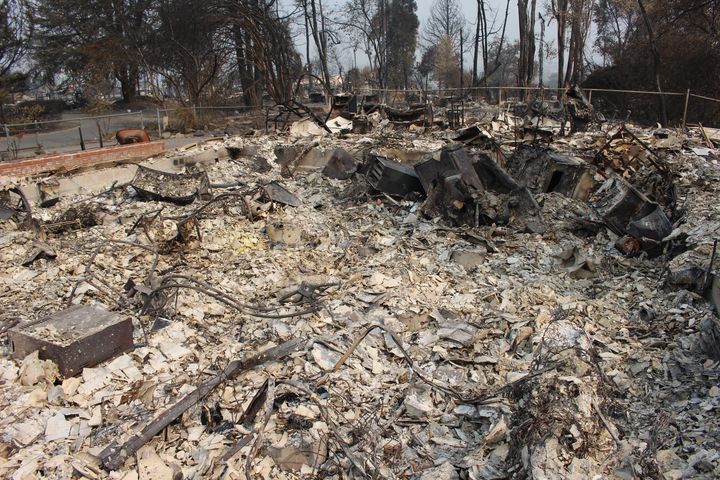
366;155;424;197
414;157;457;193
9;305;134;377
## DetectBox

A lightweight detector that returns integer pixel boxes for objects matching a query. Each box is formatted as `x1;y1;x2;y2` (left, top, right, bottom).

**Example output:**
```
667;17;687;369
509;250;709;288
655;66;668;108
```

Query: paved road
3;110;195;159
4;110;154;157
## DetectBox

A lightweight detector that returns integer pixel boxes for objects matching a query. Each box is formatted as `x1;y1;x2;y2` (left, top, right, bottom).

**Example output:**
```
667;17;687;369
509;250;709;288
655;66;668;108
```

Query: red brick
0;142;165;178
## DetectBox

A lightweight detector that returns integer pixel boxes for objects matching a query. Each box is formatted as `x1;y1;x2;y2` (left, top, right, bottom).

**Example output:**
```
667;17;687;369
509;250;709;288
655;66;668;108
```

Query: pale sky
288;0;566;79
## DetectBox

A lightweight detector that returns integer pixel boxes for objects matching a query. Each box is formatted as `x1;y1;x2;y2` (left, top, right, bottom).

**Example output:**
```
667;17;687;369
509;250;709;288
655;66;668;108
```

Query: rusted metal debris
360;144;546;232
566;85;598;133
366;154;424;197
508;144;595;201
6;99;720;480
116;128;151;144
21;241;57;266
8;305;133;378
384;105;426;124
0;185;34;222
262;181;302;207
131;165;210;205
414;144;546;233
593;175;672;254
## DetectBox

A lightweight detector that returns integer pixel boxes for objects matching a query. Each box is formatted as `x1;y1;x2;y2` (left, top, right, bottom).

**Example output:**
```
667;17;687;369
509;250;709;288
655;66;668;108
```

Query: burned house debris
413;145;545;233
506;144;595;201
131;166;211;205
1;95;720;480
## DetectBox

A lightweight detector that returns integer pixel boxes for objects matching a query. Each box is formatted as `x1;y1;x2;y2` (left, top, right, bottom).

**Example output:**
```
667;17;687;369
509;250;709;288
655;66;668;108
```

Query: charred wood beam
99;338;306;471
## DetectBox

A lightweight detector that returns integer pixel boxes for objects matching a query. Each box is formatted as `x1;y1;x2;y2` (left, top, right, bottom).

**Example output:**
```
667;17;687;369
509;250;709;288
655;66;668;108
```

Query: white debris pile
0;119;719;480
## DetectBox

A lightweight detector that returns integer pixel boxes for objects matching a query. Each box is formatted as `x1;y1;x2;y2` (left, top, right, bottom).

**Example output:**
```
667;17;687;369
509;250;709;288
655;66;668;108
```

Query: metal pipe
690;93;720;103
156;108;162;137
97;121;103;148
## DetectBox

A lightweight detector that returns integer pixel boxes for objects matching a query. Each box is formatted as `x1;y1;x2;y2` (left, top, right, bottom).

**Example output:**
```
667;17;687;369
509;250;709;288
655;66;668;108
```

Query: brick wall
0;141;165;178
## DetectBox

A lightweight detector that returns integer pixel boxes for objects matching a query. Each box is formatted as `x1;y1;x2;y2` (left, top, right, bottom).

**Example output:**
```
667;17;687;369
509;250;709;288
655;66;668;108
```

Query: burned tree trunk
234;24;262;108
225;1;301;106
116;65;138;104
306;0;332;95
518;0;537;91
552;0;568;89
637;0;668;126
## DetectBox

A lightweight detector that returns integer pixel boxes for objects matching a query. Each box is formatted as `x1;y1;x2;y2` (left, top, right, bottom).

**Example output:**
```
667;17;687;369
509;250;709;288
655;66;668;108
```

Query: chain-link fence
0;106;263;161
2;110;149;161
157;105;258;137
359;85;720;128
3;87;718;162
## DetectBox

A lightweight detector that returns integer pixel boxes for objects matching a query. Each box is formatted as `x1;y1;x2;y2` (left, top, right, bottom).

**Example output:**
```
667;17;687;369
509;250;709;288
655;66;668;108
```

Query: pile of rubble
1;101;719;480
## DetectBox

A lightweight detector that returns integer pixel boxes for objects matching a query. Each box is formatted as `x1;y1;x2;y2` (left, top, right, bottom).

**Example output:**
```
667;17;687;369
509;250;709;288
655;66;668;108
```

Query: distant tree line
0;0;717;124
587;0;720;124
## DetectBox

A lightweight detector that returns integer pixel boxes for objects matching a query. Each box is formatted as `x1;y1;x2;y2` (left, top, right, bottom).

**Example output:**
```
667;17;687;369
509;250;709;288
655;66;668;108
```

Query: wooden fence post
682;89;691;129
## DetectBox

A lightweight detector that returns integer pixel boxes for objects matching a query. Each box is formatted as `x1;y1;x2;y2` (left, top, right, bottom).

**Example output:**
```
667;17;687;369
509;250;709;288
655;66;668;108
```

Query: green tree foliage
153;0;226;106
0;0;32;106
586;0;720;124
434;34;460;89
385;0;418;89
0;0;31;77
34;0;154;103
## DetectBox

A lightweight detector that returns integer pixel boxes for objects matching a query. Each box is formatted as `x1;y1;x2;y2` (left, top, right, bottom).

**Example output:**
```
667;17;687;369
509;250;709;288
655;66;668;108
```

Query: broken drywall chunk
451;250;486;271
266;222;302;245
311;344;340;371
137;446;179;480
326;115;353;133
289;117;326;137
266;435;328;472
418;461;459;480
18;351;59;386
45;413;72;442
322;149;358;180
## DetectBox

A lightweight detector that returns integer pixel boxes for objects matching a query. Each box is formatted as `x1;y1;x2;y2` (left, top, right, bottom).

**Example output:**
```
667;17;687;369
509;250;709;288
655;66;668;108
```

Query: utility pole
304;1;313;94
460;28;464;96
460;28;465;126
320;0;328;92
538;13;545;90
